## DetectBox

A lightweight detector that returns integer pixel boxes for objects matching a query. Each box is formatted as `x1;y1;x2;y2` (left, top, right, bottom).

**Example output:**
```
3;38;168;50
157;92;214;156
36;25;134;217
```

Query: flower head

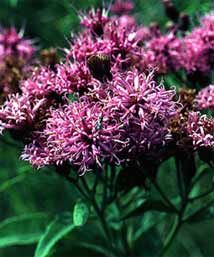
142;33;181;73
111;0;134;15
195;85;214;110
0;27;35;100
178;12;214;73
22;100;125;173
0;94;46;134
80;9;109;36
0;27;35;61
187;112;214;149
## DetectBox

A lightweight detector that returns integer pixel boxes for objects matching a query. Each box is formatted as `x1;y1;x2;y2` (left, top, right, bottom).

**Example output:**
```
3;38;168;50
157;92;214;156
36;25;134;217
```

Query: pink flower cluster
0;4;214;173
195;85;214;110
21;64;93;97
68;7;214;75
20;70;178;173
0;27;35;61
141;12;214;74
187;112;214;149
177;13;214;74
111;0;134;15
0;27;35;99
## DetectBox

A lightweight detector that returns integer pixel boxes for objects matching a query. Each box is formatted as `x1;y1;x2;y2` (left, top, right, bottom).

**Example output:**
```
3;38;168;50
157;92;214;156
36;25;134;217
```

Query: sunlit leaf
73;200;89;227
34;212;74;257
0;213;49;248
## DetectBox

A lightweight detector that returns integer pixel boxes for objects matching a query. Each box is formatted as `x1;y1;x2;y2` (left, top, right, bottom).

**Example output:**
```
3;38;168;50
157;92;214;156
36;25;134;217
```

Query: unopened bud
178;13;190;31
87;54;112;82
40;48;58;71
162;0;179;22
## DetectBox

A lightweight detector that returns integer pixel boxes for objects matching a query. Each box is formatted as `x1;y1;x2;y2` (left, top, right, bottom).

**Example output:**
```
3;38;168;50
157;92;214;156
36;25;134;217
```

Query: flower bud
40;48;58;71
87;54;112;82
178;13;190;31
162;0;179;22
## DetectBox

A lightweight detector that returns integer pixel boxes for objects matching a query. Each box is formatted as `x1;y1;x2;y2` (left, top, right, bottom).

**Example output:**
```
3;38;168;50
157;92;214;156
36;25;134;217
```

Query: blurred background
0;0;213;257
0;0;212;48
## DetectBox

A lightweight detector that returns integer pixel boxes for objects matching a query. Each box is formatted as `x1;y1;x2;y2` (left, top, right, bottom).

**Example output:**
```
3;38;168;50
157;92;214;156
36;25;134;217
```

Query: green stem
116;198;132;257
151;179;179;213
80;175;116;257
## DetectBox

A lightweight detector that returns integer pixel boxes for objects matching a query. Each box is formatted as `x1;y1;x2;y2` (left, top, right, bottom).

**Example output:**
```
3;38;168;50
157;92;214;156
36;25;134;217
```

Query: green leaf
186;203;214;223
122;200;174;220
0;213;49;248
176;228;204;257
0;173;28;193
73;200;89;226
133;212;166;241
34;212;74;257
77;242;110;256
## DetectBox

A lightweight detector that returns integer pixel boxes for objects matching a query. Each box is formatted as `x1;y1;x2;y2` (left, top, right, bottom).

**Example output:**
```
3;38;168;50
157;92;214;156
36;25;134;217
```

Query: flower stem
79;176;116;257
151;178;179;213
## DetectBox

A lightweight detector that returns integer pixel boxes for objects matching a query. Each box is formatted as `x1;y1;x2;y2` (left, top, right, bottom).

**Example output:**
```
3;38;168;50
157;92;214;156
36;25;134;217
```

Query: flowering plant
0;1;214;256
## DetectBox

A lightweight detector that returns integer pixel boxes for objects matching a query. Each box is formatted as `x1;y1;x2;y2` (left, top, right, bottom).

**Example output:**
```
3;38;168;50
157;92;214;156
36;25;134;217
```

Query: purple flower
141;33;181;74
107;70;179;154
0;27;35;61
21;70;179;173
21;63;93;97
116;15;136;30
80;9;109;36
111;0;134;15
0;94;46;134
178;12;214;73
0;27;35;100
67;31;112;63
195;85;214;110
22;100;125;173
21;67;56;97
56;63;93;94
187;112;214;149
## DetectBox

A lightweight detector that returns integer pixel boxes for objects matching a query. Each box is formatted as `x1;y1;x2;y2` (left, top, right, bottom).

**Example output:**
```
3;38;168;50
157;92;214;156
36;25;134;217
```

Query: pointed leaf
186;204;214;223
0;213;49;248
34;213;74;257
122;200;174;220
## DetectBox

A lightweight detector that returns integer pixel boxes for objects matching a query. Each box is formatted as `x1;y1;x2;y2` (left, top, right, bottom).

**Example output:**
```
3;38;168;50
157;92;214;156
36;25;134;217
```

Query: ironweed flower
1;8;214;177
80;9;109;36
195;85;214;110
67;31;112;63
178;12;214;73
187;112;214;149
22;101;125;173
21;63;93;97
107;71;179;154
21;70;179;173
21;67;56;97
0;27;35;100
142;33;181;73
67;9;139;71
0;94;46;134
0;27;35;61
111;0;134;15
